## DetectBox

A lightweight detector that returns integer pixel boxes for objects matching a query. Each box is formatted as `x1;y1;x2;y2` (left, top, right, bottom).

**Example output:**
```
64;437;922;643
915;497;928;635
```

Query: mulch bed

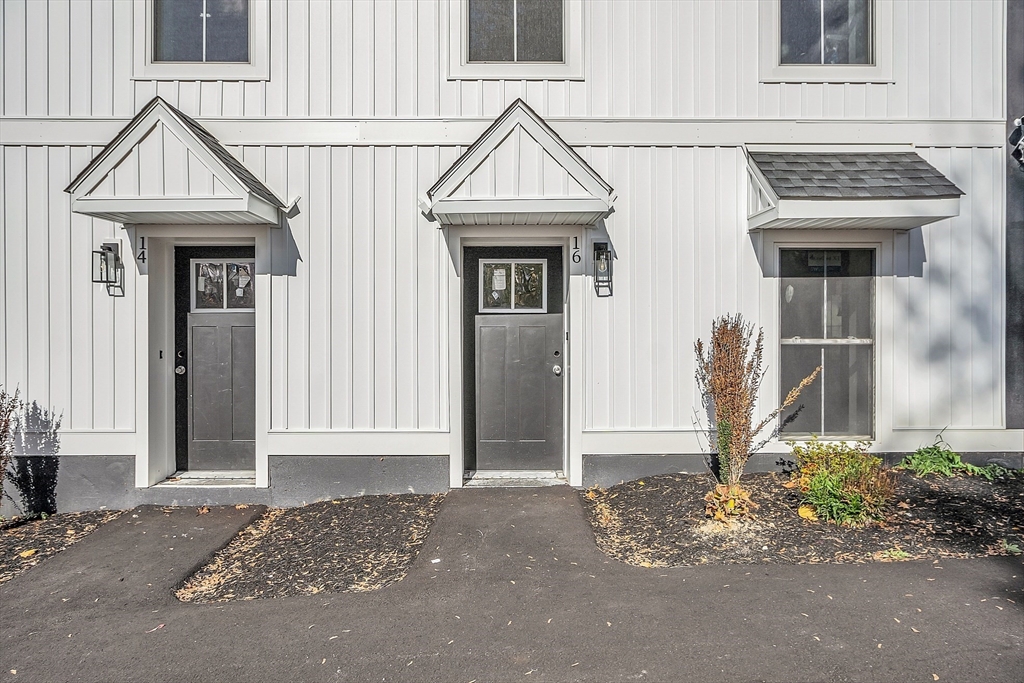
177;493;445;603
580;470;1024;567
0;510;124;585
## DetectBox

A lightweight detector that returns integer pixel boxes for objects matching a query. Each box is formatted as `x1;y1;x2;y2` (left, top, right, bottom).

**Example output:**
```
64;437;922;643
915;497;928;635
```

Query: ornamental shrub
789;438;894;526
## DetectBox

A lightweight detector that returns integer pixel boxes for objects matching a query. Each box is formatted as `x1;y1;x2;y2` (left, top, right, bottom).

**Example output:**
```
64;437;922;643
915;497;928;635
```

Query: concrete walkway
1;487;1021;682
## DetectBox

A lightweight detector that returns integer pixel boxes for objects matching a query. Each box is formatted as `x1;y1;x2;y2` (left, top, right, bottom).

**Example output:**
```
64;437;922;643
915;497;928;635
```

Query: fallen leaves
17;549;36;558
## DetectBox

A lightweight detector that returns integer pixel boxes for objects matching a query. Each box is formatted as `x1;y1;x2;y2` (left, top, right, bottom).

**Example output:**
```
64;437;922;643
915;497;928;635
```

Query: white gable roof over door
65;97;285;226
421;99;615;226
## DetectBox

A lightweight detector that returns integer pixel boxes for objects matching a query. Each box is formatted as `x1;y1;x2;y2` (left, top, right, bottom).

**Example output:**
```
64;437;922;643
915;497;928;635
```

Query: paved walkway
1;487;1021;682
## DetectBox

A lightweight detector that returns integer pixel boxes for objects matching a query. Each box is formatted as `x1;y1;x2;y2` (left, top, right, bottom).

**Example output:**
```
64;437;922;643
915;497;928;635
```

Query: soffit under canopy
65;97;285;226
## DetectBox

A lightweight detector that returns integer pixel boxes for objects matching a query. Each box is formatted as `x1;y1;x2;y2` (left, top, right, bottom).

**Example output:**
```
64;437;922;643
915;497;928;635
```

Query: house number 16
571;236;581;264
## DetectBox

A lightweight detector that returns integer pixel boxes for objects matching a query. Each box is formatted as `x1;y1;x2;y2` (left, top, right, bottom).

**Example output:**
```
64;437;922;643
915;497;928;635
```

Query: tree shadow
5;401;63;517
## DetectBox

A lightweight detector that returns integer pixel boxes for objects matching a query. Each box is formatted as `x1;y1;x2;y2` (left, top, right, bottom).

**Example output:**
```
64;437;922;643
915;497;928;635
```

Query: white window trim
448;0;584;81
759;0;893;84
133;0;270;81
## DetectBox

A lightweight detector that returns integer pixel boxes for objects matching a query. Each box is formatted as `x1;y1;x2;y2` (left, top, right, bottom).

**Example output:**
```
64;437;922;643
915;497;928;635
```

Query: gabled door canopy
65;97;285;226
745;150;963;231
421;99;615;226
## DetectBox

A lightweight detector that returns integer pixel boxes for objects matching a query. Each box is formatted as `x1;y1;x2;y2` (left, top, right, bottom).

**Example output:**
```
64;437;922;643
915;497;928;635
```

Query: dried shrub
695;314;819;519
788;438;894;526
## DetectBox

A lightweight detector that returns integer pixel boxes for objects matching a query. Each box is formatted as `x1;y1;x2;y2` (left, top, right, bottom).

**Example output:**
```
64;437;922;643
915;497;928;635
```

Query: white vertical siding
2;0;1005;121
0;146;134;431
891;146;1005;430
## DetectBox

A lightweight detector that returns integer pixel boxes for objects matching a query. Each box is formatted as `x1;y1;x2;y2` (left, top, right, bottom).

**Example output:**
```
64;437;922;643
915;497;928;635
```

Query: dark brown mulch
177;493;445;602
580;470;1024;567
0;510;125;585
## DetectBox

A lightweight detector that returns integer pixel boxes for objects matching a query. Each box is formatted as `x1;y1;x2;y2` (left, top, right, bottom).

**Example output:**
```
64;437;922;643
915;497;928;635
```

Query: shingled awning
745;151;963;230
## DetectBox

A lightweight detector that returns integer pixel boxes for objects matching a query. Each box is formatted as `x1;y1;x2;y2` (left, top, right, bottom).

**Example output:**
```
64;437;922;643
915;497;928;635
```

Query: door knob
175;365;186;375
552;365;562;376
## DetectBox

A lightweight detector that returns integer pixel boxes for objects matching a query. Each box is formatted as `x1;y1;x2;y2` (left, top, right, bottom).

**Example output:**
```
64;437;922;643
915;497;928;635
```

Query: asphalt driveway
1;487;1021;682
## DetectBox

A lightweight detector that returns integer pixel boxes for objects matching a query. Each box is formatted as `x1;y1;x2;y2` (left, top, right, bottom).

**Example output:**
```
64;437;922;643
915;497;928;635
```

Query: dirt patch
580;470;1024;566
0;510;124;585
177;493;445;602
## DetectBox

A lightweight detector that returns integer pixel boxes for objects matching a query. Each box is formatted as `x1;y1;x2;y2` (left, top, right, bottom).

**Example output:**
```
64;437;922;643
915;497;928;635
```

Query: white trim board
4;119;1006;148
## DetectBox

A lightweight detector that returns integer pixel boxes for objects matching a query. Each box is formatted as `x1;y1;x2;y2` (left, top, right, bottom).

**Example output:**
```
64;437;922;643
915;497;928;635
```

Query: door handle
552;365;562;376
175;365;187;375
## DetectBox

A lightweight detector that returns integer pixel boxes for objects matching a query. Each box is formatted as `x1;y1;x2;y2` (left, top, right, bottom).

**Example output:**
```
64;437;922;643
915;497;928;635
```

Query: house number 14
137;236;147;264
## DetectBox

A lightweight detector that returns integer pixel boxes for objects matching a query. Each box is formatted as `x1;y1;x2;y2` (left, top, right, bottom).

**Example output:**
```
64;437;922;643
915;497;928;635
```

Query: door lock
175;365;186;375
552;365;562;376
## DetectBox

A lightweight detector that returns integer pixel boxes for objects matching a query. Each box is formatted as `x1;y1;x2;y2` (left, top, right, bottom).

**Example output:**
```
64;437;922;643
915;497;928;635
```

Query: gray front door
475;314;564;470
187;311;256;470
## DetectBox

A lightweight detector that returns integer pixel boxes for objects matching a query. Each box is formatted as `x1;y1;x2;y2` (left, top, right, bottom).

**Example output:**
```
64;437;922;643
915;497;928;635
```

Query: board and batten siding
1;0;1004;122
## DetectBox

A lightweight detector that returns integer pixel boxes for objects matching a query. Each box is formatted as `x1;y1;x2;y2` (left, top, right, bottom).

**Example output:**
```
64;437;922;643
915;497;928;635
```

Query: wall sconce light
92;242;123;296
1011;116;1023;171
594;241;612;296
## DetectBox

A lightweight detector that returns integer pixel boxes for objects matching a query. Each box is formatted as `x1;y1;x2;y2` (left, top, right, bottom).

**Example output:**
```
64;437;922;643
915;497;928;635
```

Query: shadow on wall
4;402;63;517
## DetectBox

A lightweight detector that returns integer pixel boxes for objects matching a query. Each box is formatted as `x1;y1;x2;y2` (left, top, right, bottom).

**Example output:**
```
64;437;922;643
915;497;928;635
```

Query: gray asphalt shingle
749;152;964;200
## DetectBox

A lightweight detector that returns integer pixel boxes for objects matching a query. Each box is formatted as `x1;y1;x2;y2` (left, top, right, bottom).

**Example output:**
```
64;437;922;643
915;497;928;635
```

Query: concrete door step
153;470;257;488
463;470;566;487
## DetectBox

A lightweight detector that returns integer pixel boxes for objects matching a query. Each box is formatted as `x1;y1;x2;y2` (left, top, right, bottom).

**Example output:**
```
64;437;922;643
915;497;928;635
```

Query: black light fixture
92;242;123;295
594;241;612;296
1011;116;1023;171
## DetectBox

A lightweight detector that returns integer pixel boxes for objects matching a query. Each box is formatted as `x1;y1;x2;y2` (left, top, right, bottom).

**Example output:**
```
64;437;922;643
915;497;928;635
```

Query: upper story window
468;0;563;63
133;0;270;81
780;0;872;65
154;0;249;63
449;0;584;80
759;0;892;83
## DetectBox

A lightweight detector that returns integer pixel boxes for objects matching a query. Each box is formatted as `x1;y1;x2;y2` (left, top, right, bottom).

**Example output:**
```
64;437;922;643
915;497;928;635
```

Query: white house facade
1;0;1022;511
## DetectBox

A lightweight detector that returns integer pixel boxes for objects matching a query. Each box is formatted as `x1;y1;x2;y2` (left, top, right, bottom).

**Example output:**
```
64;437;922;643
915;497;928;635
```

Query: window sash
153;0;250;64
467;0;564;64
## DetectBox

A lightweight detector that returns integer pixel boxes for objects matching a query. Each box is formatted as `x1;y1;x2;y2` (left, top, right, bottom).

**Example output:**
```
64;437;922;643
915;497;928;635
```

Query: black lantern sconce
1011;116;1023;172
594;241;612;296
92;242;124;296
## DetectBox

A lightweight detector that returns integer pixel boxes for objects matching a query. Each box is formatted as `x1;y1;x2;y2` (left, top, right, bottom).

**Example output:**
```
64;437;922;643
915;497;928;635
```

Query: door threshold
463;470;566;488
153;470;257;488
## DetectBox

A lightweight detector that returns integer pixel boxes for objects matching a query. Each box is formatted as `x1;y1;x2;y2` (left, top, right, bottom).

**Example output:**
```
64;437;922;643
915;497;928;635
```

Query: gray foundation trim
2;455;449;514
1007;0;1024;428
581;453;795;488
267;455;449;507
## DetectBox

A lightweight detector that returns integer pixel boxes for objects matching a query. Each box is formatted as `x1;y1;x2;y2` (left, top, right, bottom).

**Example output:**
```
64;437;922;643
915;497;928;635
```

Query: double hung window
449;0;583;80
779;249;874;438
134;0;269;80
468;0;564;63
154;0;249;63
780;0;872;65
759;0;892;83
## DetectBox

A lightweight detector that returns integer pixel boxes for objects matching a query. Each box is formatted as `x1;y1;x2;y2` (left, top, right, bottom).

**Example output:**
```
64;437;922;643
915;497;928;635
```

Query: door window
480;259;547;312
192;260;255;312
779;249;874;438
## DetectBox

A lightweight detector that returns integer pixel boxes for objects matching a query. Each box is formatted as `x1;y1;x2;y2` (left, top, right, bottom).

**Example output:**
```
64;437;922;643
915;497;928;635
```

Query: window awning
420;99;615;227
65;97;285;226
746;151;963;231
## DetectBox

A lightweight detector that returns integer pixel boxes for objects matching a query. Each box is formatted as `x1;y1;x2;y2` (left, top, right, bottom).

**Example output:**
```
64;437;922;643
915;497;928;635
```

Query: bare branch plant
695;314;819;519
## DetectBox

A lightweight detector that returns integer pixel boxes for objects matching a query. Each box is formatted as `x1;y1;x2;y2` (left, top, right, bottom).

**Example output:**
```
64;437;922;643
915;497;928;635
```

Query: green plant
899;435;1009;480
788;438;894;526
877;547;911;561
695;314;819;520
1000;539;1022;556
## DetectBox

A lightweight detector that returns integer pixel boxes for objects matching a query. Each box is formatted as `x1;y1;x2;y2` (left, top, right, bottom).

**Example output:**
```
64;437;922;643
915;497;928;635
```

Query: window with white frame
449;0;584;80
759;0;892;82
133;0;269;80
779;249;874;438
